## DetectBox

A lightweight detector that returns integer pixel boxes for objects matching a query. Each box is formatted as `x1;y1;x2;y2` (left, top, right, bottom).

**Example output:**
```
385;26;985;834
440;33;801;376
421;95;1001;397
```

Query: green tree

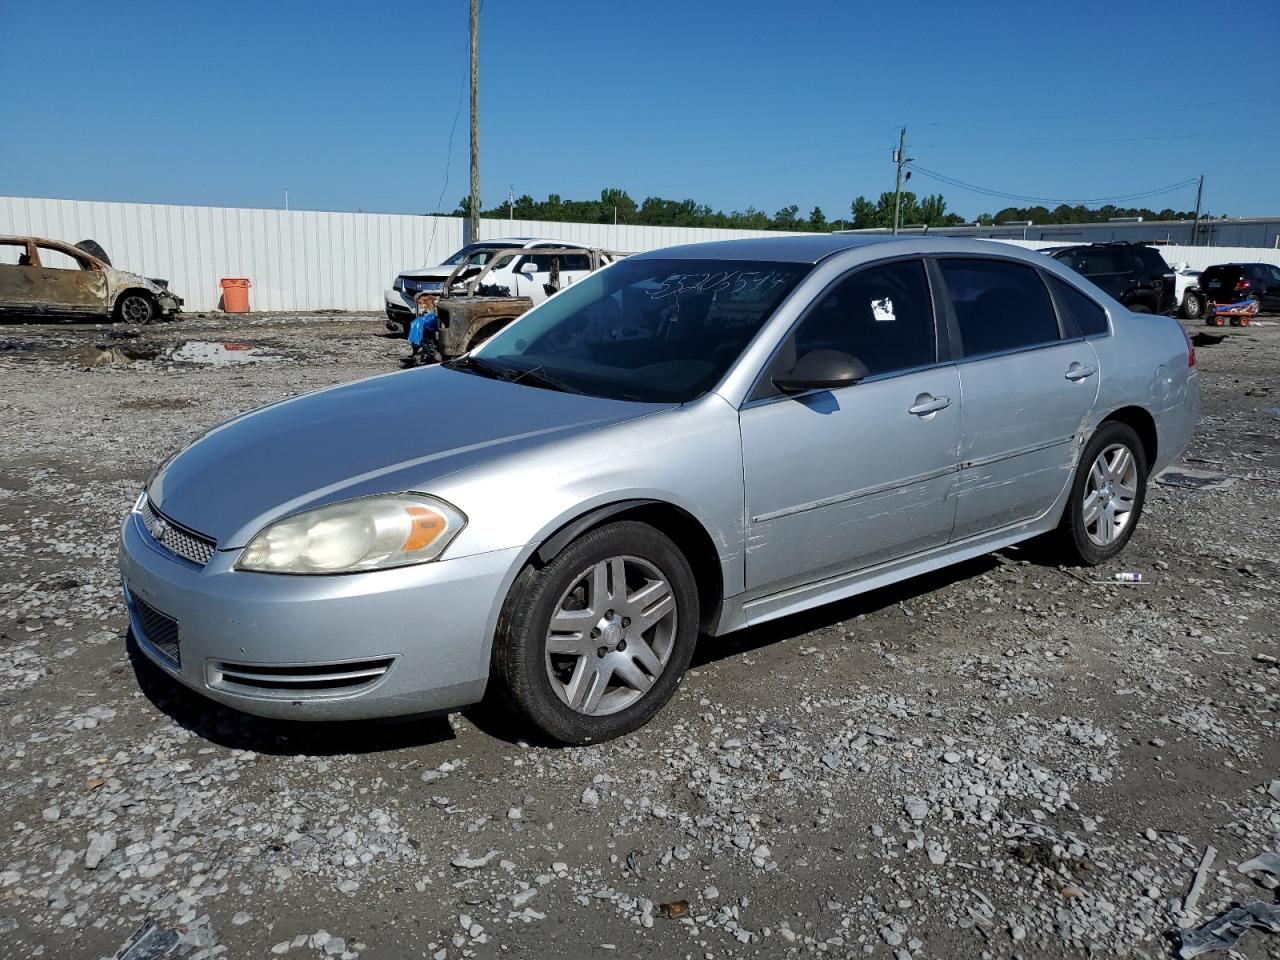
808;206;828;232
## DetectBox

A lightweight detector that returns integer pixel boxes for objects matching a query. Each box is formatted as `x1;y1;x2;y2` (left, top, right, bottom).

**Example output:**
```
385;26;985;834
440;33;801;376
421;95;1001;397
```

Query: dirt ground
0;311;1277;960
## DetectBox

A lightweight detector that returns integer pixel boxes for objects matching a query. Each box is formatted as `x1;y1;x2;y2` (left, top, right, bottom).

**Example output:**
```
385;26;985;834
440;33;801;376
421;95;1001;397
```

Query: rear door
0;239;38;315
739;257;960;594
937;257;1100;540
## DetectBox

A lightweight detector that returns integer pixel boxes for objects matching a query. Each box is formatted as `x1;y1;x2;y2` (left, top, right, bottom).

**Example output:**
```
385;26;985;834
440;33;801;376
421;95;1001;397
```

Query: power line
914;129;1280;151
908;163;1200;207
424;8;473;265
901;97;1261;129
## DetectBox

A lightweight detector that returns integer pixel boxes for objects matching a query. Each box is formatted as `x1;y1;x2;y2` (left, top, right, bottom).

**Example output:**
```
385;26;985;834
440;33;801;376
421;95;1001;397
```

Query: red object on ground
219;278;251;313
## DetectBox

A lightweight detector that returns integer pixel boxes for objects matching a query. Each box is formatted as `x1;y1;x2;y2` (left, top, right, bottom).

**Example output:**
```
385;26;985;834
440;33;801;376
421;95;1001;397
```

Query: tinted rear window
1133;247;1171;276
1053;248;1119;276
939;259;1060;356
1049;277;1109;337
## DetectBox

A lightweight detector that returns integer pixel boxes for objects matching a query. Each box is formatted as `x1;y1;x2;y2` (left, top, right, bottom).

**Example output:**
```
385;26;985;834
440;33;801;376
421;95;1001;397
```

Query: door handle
908;394;951;416
1065;363;1097;382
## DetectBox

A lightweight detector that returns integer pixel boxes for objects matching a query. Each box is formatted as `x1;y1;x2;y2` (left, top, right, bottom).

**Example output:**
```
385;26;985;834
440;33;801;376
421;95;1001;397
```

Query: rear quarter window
1049;277;1109;337
1134;248;1171;276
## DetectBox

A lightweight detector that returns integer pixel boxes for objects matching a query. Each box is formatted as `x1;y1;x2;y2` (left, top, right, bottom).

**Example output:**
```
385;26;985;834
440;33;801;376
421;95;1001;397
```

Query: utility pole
892;127;908;236
508;185;514;225
1190;174;1204;247
468;0;480;242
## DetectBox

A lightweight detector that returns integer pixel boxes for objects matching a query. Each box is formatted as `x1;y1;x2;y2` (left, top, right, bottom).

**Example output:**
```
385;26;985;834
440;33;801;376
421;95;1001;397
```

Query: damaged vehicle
385;237;618;335
120;236;1198;745
0;235;182;323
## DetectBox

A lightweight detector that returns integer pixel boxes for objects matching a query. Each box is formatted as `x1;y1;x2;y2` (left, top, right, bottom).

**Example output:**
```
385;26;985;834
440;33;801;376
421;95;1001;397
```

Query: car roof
468;237;559;248
628;234;1050;265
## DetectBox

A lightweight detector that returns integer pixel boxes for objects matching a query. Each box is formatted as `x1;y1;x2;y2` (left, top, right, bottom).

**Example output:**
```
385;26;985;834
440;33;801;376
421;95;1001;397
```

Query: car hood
148;366;667;548
398;266;455;281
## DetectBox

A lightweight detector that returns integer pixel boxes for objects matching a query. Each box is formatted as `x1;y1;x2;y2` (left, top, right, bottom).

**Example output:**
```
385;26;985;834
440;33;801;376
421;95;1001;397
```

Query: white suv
385;237;597;333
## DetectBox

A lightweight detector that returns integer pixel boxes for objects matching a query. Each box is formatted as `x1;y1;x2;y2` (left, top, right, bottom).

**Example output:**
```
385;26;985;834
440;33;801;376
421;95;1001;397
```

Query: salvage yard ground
0;312;1277;959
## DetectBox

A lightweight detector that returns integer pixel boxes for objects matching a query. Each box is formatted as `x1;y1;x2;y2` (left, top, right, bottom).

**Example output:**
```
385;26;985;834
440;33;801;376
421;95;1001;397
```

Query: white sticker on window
871;297;896;322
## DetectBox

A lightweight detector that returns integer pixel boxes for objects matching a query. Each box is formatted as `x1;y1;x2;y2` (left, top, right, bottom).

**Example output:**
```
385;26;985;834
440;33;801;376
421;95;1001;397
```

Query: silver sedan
119;236;1200;743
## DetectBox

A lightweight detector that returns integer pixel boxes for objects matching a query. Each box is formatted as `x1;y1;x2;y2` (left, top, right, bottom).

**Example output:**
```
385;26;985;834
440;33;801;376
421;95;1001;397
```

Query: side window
765;259;936;391
561;253;591;271
1270;266;1280;283
939;258;1061;357
1049;276;1109;337
37;245;91;271
0;242;31;265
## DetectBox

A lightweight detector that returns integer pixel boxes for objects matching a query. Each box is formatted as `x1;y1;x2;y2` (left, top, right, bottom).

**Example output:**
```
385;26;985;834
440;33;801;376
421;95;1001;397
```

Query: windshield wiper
444;355;512;381
508;365;585;395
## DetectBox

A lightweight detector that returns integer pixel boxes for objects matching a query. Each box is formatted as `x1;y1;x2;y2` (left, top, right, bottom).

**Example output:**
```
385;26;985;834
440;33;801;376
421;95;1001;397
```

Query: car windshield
440;243;510;266
466;258;810;403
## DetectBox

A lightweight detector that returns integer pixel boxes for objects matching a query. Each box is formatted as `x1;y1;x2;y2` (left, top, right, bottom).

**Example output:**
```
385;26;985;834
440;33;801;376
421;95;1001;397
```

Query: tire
1129;303;1153;315
490;520;699;745
115;291;156;325
1181;293;1203;320
1049;421;1148;566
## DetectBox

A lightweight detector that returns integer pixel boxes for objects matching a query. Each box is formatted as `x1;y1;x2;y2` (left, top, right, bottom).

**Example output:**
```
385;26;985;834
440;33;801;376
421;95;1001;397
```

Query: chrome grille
142;499;216;567
133;597;180;668
211;657;395;697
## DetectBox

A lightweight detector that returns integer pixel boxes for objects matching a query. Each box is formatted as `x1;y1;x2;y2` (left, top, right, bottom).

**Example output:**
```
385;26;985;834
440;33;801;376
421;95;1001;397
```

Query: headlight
236;494;466;575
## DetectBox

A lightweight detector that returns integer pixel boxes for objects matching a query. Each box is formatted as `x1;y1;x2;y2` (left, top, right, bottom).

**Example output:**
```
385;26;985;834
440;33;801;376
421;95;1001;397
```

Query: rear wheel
490;521;699;744
1048;421;1148;566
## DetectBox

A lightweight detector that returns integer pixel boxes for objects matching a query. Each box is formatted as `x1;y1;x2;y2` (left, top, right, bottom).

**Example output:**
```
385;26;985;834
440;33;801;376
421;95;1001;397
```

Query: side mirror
772;349;869;394
517;261;538;275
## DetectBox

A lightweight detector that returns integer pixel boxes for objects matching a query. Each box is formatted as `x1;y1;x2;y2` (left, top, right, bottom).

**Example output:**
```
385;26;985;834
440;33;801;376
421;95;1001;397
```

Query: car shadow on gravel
126;631;457;756
691;554;1001;668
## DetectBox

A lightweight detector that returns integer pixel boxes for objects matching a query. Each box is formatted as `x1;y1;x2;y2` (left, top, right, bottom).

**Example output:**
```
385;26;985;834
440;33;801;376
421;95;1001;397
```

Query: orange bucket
219;278;252;313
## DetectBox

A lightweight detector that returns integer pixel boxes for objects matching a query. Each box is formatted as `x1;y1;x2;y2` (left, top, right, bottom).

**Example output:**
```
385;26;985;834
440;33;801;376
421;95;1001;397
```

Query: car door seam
750;464;962;524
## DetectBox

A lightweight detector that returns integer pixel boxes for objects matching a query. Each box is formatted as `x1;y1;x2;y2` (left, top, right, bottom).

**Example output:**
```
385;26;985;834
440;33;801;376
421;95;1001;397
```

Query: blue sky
2;0;1276;221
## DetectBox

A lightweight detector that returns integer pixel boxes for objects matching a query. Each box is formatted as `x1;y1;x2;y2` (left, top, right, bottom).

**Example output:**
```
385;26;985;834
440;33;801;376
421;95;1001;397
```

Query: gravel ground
0;312;1277;960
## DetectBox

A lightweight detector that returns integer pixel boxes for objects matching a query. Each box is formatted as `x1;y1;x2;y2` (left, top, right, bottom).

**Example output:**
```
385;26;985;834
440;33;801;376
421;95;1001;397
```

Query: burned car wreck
0;235;182;323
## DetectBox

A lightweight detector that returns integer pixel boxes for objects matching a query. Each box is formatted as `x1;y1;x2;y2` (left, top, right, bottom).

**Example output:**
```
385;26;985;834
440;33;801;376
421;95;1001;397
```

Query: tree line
442;189;1197;232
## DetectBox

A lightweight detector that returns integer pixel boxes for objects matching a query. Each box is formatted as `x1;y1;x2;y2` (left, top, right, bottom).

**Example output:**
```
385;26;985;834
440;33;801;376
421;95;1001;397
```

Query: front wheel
115;292;156;325
490;521;699;744
1049;422;1148;566
1181;293;1203;320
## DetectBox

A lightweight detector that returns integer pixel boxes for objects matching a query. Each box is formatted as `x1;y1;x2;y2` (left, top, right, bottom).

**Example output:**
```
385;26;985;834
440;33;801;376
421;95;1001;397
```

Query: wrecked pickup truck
411;245;626;360
0;235;182;323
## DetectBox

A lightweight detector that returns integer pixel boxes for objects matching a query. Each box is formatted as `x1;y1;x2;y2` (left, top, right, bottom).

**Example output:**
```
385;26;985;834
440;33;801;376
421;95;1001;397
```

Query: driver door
739;258;960;595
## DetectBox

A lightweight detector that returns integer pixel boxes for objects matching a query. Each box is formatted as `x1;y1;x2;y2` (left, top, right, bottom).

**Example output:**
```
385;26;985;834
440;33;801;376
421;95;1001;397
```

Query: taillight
1183;328;1195;368
1235;278;1251;291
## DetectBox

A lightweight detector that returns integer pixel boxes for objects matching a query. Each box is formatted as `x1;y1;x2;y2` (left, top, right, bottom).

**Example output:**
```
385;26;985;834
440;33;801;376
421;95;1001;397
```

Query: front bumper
385;289;413;333
157;292;184;316
118;510;521;720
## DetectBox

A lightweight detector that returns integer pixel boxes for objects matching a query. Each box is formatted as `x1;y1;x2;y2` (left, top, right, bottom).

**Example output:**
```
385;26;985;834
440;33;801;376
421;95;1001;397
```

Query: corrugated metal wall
3;196;1276;311
0;196;468;312
0;197;809;312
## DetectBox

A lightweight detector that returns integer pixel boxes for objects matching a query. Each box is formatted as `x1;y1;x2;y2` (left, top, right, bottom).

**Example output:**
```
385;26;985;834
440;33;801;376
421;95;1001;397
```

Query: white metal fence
2;196;1277;312
0;197;810;312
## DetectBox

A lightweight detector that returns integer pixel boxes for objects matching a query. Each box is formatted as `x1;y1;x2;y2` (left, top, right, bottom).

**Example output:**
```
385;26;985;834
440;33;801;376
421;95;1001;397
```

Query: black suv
1199;262;1280;315
1047;242;1176;315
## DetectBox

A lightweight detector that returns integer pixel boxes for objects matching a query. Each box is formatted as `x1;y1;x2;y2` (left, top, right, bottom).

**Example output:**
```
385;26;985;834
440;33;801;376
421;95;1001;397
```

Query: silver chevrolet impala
119;236;1199;743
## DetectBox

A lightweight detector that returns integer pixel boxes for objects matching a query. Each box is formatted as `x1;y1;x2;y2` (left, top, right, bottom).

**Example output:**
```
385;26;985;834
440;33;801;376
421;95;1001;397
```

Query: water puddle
164;341;281;366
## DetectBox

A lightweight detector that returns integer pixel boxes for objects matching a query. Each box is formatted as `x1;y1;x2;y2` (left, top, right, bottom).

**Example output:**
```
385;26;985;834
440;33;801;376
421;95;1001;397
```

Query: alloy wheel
1082;443;1139;547
119;294;152;323
544;555;677;716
